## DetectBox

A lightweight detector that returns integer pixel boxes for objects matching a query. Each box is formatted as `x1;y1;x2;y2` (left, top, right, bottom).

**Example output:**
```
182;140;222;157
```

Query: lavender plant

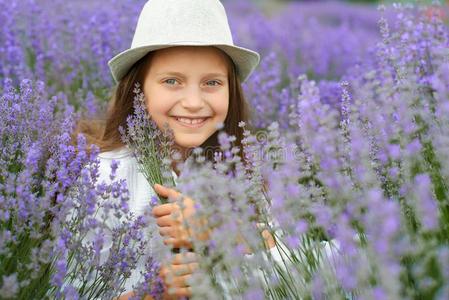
119;82;177;205
274;3;449;298
229;0;391;129
157;3;449;299
0;79;72;299
0;79;162;299
0;0;146;103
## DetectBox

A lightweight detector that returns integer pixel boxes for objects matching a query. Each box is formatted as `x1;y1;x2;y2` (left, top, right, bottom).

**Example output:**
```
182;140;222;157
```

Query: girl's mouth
172;116;210;128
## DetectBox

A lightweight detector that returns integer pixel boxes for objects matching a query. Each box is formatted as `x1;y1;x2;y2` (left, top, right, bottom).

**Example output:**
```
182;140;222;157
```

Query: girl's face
143;46;230;155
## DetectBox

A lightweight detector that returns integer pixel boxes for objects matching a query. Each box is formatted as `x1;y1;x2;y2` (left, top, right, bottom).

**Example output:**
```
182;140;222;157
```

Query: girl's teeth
176;117;206;124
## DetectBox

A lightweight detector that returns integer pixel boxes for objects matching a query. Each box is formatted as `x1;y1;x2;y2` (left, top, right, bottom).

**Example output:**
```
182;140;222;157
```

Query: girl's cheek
145;95;174;117
217;100;229;119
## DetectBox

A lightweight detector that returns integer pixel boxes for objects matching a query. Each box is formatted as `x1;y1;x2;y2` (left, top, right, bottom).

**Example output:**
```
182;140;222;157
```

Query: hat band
132;39;234;48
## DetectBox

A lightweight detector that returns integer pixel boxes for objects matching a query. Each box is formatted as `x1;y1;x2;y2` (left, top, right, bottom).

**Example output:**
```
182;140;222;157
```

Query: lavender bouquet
119;82;177;205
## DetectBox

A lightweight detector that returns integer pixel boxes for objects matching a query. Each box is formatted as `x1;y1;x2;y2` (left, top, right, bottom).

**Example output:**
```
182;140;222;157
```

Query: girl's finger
163;263;199;277
153;184;169;197
156;215;175;227
174;263;198;276
158;226;174;237
165;274;192;288
171;252;197;265
163;237;192;249
168;287;192;298
152;203;176;217
154;184;182;203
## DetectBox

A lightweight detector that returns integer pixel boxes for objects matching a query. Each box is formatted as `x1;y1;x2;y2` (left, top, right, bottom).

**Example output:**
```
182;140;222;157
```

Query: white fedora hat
108;0;260;84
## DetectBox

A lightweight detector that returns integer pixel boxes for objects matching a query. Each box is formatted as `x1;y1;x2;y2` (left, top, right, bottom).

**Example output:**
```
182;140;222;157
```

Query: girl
74;0;275;298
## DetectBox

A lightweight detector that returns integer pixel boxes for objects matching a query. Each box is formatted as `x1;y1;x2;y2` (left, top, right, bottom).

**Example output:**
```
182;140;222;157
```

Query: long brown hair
72;47;253;165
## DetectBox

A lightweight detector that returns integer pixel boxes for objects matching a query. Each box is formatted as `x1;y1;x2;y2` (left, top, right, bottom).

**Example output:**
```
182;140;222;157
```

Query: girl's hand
160;252;198;299
236;228;276;255
261;229;276;250
152;184;209;249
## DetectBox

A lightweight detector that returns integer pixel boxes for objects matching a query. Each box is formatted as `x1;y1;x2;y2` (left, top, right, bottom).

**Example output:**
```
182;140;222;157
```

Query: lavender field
1;0;449;299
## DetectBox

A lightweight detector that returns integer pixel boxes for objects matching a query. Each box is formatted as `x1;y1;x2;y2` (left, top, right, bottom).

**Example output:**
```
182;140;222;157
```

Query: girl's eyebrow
155;71;227;79
155;71;186;78
202;72;227;78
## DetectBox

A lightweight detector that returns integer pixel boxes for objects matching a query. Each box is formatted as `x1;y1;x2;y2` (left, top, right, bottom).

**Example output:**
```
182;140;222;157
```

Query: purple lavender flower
119;82;176;204
0;274;19;299
414;174;439;231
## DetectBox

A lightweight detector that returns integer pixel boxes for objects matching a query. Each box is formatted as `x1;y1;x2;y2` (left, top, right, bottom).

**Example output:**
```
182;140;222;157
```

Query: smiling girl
73;0;275;299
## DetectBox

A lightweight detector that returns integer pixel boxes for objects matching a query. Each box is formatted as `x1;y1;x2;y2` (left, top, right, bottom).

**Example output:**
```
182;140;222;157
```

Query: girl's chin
173;141;205;149
172;135;211;149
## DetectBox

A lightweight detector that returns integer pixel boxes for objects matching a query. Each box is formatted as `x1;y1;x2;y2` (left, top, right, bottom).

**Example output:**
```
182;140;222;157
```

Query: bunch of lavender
119;82;177;205
0;79;162;299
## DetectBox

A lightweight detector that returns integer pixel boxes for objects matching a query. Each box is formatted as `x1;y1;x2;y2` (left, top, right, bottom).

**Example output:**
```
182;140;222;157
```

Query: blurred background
228;0;449;9
0;0;447;127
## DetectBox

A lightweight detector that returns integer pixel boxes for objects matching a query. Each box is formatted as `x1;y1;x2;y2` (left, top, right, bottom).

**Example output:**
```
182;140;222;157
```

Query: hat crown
132;0;234;48
108;0;260;83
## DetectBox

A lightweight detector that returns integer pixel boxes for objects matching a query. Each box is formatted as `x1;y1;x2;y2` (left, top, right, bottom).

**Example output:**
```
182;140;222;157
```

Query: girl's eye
206;80;221;86
164;79;178;85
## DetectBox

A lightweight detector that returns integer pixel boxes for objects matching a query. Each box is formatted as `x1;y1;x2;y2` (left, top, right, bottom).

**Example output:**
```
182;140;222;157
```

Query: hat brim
108;42;260;83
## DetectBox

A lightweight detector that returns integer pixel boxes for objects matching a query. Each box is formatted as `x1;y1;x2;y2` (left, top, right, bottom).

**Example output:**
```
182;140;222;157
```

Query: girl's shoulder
95;145;139;188
98;145;133;160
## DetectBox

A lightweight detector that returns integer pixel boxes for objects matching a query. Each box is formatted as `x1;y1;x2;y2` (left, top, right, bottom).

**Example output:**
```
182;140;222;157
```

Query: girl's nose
181;87;205;110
